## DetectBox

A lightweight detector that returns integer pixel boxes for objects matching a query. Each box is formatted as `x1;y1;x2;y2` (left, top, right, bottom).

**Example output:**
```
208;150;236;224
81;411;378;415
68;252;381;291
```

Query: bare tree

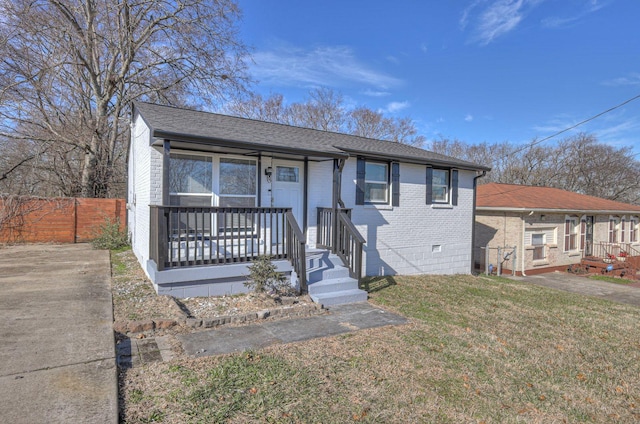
0;0;249;198
427;134;640;204
226;88;425;145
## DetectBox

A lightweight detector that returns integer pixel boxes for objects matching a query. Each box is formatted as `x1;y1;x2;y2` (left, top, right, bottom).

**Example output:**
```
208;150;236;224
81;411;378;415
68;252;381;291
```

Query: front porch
574;242;640;279
146;205;367;302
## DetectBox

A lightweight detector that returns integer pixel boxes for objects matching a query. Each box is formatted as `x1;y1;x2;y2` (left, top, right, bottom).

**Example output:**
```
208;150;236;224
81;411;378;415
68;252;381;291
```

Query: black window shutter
452;170;459;206
391;162;400;207
356;157;365;205
425;167;433;205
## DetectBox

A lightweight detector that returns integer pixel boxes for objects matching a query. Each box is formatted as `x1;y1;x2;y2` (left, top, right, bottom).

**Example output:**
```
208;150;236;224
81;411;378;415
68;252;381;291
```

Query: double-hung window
426;167;458;206
355;158;400;206
218;158;257;234
609;217;620;243
364;161;389;204
564;216;578;251
218;158;257;207
168;153;214;237
532;233;545;260
432;169;449;203
169;153;213;207
631;217;639;243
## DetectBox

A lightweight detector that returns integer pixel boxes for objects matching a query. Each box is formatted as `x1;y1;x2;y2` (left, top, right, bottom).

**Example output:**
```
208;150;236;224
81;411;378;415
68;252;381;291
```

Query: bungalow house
127;102;490;304
475;183;640;275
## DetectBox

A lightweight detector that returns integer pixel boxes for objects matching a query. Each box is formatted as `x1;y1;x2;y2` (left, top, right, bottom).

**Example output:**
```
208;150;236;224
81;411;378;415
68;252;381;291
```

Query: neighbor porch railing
150;206;306;289
587;242;640;260
317;207;365;281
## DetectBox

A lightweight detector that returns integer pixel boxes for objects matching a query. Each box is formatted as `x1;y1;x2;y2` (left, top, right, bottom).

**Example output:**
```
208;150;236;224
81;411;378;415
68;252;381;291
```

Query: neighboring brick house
128;102;489;302
475;183;640;275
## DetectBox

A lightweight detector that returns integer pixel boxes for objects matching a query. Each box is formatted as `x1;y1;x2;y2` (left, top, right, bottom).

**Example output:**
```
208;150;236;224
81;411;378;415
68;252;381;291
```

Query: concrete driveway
510;272;640;307
0;244;117;424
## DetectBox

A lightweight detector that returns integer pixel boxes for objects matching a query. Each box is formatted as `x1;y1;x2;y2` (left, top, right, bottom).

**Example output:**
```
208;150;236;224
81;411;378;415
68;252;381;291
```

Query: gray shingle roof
133;102;490;171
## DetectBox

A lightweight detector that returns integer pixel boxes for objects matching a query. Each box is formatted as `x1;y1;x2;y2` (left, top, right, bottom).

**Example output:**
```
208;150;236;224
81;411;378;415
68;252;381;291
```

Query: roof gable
477;183;640;213
133;102;489;171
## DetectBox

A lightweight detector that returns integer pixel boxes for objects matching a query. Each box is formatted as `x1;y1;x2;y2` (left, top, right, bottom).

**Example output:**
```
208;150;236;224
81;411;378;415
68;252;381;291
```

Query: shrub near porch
120;274;640;423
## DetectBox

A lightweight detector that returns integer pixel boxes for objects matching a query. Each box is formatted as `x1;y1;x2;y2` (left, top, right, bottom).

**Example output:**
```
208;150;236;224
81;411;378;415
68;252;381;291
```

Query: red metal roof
477;183;640;213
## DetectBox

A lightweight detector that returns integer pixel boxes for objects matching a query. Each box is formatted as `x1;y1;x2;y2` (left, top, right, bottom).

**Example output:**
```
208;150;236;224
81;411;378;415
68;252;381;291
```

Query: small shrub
244;255;291;295
92;217;129;250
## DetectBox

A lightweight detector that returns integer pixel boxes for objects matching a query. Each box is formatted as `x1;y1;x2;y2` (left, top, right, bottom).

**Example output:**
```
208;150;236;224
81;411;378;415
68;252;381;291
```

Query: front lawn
120;274;640;423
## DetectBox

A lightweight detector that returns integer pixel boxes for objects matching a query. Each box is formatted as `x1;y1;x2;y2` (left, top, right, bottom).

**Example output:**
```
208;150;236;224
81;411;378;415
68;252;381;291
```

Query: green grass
120;274;640;423
589;274;635;285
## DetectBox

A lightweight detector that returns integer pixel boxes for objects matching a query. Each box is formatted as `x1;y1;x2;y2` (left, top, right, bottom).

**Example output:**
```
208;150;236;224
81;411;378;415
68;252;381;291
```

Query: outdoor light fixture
264;166;273;182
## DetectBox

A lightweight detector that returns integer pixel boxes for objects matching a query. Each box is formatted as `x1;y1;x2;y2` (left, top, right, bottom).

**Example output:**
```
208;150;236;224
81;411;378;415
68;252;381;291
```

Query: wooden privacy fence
0;196;126;243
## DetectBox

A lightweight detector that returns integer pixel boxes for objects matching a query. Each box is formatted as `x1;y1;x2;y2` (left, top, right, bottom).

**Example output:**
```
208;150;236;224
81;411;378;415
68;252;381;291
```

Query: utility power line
509;93;640;157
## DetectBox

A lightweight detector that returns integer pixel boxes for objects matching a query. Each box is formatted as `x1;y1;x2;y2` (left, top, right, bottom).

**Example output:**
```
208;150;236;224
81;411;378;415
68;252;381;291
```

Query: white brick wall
129;111;152;269
130;128;478;281
307;159;476;276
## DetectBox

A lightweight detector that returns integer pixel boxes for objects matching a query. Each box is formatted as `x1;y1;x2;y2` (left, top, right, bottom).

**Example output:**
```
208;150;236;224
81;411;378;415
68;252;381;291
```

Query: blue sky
237;0;640;154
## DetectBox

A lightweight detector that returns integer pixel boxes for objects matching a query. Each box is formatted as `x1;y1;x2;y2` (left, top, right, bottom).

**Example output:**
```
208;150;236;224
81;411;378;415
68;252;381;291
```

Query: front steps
306;250;368;306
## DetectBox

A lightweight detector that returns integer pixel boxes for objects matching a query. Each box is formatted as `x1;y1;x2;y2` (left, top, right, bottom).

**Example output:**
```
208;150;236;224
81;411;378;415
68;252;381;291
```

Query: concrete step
306;250;350;283
310;288;368;306
307;265;351;284
308;277;359;295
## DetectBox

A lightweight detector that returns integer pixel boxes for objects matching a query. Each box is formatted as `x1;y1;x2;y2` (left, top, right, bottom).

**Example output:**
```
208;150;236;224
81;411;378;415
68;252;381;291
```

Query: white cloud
251;43;403;90
542;0;610;28
465;114;474;122
603;73;640;87
461;0;548;45
384;101;410;114
362;89;391;97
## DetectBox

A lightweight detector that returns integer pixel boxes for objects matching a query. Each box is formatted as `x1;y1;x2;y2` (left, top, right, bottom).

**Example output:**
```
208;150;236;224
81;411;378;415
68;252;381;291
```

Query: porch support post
257;153;262;207
331;159;339;254
331;158;346;254
162;139;170;205
303;157;308;234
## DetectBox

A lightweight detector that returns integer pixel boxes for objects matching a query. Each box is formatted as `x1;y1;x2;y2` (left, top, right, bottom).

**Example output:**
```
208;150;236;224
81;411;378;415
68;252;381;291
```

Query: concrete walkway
177;302;407;357
0;244;118;424
510;271;640;307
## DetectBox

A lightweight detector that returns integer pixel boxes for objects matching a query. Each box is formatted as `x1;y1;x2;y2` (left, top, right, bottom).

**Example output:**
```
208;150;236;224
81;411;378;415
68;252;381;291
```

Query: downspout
471;170;487;274
521;214;528;276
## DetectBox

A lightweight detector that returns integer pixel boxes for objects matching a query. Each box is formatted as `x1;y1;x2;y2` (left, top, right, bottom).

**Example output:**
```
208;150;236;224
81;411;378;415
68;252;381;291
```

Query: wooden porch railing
150;206;304;274
285;211;307;292
317;207;364;281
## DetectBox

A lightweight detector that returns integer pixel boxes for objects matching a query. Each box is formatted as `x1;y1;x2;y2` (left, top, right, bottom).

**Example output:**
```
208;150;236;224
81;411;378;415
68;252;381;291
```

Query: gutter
471;170;487;274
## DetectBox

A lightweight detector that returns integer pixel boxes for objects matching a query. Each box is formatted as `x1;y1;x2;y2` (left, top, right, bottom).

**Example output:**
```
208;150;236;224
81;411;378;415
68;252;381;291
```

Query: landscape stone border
113;296;326;334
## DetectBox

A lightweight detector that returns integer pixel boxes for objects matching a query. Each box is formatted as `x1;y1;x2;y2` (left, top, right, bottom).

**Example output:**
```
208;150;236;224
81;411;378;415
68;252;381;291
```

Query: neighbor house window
564;216;578;251
355;158;400;206
631;217;639;243
364;161;389;203
580;218;587;250
609;217;620;243
532;233;545;260
621;217;626;243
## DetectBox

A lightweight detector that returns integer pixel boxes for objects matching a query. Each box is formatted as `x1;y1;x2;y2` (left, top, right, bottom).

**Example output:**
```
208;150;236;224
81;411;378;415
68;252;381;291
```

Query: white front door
271;160;304;227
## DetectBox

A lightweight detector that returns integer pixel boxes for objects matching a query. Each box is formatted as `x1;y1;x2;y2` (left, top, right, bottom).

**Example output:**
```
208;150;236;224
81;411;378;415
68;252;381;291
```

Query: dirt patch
110;249;322;336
